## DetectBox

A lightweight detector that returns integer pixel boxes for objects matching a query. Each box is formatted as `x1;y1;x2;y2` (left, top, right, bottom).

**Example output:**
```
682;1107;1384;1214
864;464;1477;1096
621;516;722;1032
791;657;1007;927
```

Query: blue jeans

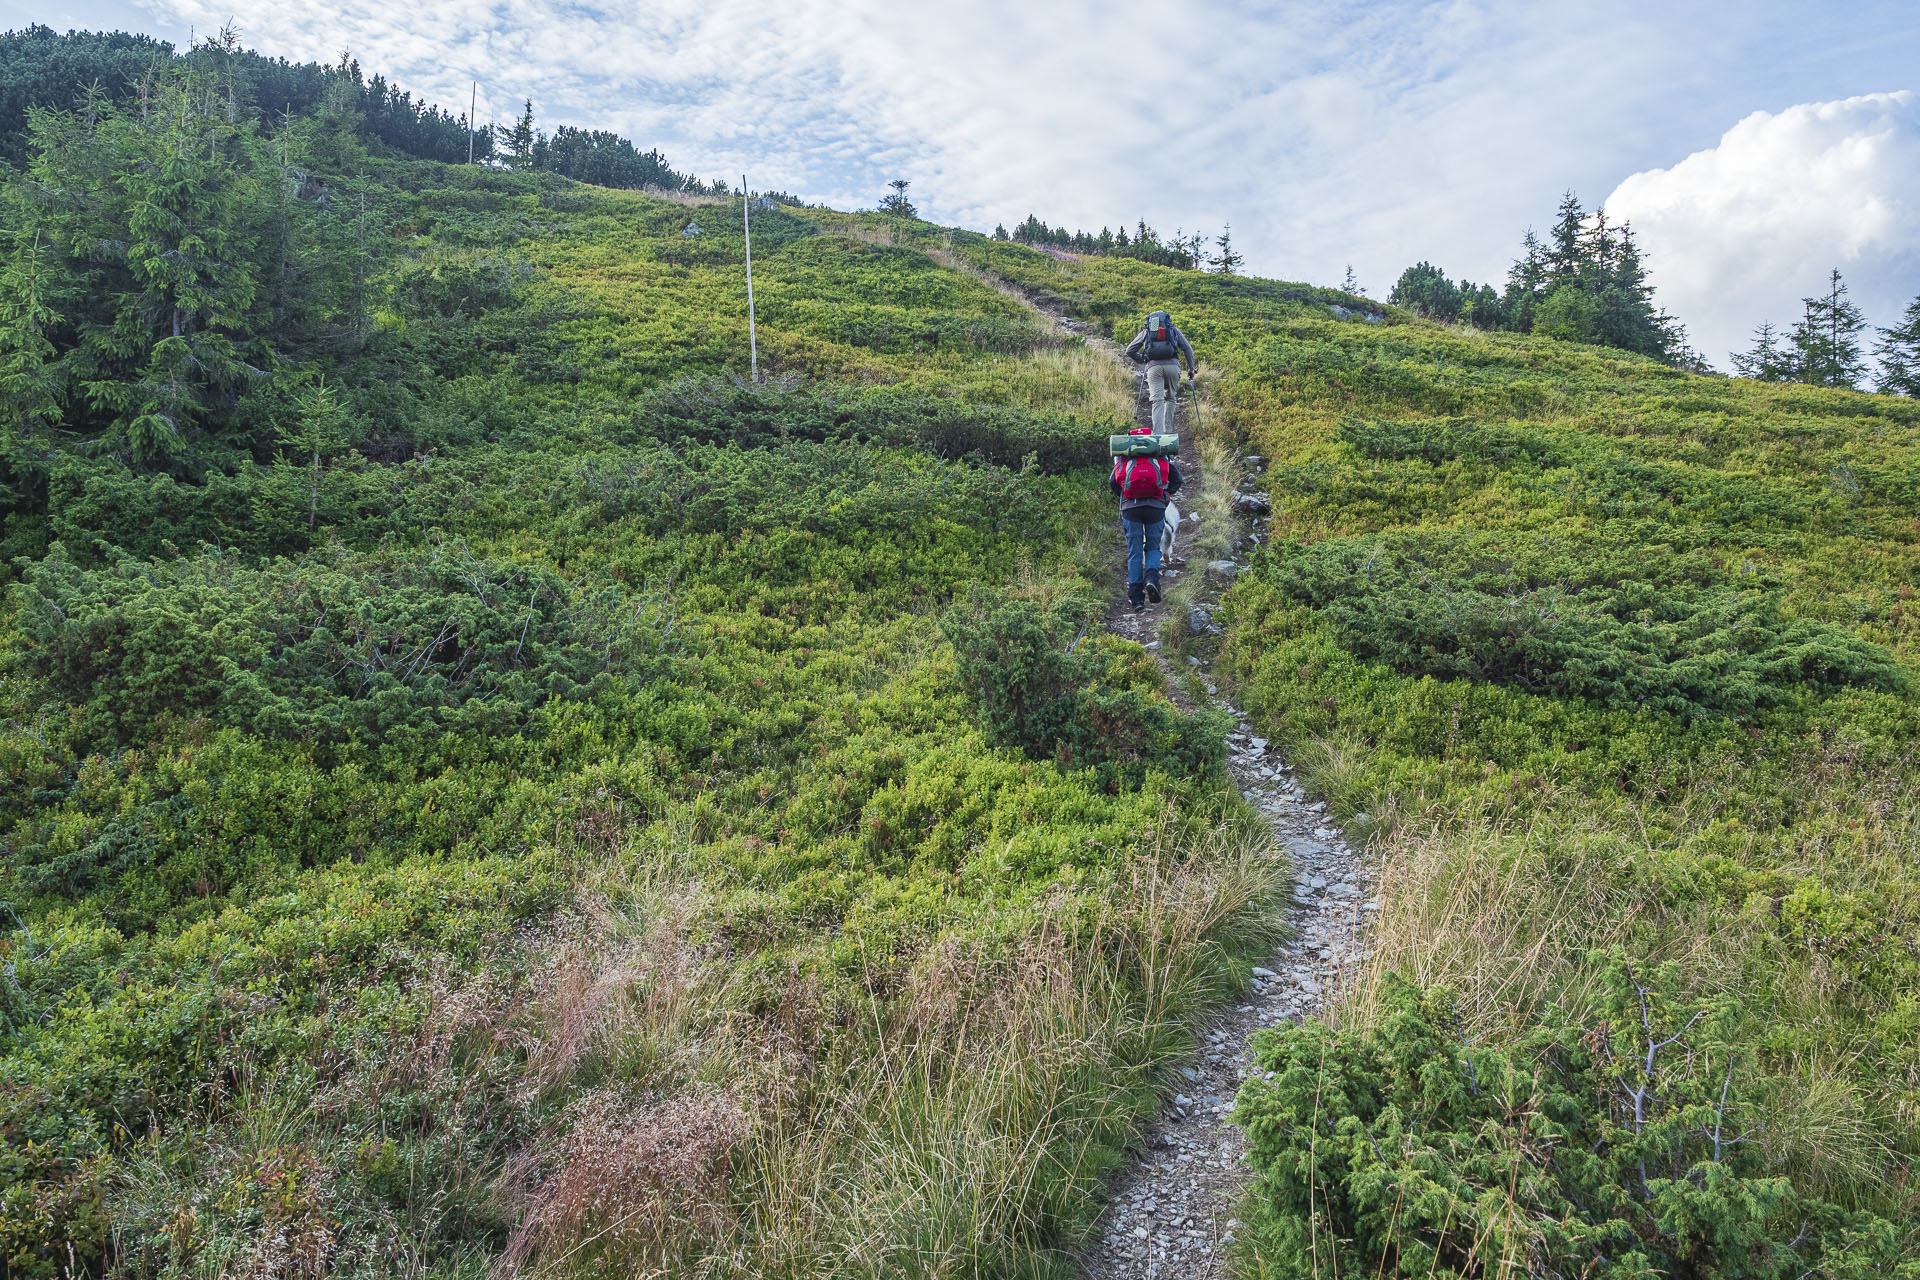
1123;513;1164;586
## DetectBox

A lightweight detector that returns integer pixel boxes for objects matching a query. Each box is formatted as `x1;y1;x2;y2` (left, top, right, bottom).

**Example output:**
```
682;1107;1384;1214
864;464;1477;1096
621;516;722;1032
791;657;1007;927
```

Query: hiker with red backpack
1111;426;1184;610
1124;309;1198;435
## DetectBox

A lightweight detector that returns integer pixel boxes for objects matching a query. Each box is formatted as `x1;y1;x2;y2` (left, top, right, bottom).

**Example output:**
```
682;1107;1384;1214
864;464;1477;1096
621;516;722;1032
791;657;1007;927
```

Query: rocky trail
1052;314;1376;1279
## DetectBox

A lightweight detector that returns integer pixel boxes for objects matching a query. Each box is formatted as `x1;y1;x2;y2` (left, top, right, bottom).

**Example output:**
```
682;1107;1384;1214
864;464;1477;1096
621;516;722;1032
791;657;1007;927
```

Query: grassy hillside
0;111;1288;1272
5;33;1919;1277
955;240;1920;1271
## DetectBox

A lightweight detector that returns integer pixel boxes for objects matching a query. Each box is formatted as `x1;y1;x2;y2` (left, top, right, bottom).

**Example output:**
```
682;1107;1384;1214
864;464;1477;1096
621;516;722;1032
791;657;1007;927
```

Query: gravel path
1053;314;1375;1279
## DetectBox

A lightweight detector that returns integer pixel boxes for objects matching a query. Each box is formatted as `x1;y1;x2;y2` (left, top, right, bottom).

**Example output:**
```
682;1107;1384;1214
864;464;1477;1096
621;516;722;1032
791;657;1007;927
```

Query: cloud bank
82;0;1918;335
1606;91;1920;371
114;0;1767;295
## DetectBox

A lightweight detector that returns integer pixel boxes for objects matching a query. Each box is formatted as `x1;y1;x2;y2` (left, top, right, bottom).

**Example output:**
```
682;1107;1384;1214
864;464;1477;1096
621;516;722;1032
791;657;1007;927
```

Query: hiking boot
1144;572;1162;604
1128;584;1146;610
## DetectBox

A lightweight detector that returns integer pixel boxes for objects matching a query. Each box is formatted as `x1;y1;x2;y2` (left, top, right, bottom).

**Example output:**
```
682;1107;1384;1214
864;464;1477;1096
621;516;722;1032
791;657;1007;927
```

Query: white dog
1160;503;1182;564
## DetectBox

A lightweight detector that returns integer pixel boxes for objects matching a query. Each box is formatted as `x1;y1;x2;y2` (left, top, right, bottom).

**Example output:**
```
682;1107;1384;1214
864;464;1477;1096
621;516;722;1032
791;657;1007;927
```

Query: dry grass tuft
520;897;712;1093
1340;800;1641;1035
637;188;729;208
497;1089;749;1276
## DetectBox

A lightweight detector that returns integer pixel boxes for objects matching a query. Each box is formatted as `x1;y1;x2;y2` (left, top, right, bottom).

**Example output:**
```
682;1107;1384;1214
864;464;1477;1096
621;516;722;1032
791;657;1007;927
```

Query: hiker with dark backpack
1124;309;1198;435
1111;426;1184;610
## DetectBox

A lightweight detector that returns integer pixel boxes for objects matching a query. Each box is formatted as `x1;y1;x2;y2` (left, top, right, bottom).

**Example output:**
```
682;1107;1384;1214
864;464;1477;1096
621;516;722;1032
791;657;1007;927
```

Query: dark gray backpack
1143;310;1177;361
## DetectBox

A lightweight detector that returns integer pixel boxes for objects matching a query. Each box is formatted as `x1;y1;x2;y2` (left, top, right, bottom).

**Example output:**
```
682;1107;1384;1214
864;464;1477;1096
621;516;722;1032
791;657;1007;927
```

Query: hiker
1124;309;1198;435
1111;426;1183;609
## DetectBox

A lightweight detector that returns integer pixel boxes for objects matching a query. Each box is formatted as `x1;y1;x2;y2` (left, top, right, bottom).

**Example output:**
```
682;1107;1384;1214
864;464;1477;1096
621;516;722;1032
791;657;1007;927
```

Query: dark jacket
1124;323;1198;373
1111;459;1184;520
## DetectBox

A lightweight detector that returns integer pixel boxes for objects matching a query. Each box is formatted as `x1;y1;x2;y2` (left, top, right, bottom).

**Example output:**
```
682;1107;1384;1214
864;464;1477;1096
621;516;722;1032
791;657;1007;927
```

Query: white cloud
100;0;1707;291
1606;91;1920;371
59;0;1914;329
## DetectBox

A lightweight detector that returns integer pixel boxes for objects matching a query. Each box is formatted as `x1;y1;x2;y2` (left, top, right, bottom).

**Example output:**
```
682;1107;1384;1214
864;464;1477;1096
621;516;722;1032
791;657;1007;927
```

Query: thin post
468;81;477;164
742;174;759;383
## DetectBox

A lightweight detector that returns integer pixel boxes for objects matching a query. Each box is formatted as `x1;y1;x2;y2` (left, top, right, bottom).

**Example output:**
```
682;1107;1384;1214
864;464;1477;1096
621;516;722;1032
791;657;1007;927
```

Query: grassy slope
0;168;1282;1276
952;236;1920;1223
8;147;1917;1274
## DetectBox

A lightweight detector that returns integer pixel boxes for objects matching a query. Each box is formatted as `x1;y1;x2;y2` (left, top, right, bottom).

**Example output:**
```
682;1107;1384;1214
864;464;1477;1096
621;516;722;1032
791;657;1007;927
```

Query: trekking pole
1186;371;1207;438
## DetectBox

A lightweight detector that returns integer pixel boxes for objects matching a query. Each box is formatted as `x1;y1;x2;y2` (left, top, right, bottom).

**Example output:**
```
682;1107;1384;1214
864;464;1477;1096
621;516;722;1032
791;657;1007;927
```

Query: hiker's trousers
1146;361;1183;434
1122;513;1165;588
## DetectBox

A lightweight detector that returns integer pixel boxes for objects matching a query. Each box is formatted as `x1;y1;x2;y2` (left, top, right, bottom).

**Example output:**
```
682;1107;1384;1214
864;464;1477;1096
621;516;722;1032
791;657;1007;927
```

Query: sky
13;0;1920;370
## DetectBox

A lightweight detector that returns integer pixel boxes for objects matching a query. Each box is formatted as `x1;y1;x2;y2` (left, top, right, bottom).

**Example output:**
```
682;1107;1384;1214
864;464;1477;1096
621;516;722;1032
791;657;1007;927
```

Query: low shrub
1235;963;1919;1278
942;594;1228;788
1255;533;1905;718
11;542;679;753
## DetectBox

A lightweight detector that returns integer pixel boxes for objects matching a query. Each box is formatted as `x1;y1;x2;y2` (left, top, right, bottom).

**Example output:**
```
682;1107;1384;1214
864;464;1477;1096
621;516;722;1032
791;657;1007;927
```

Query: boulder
1206;560;1240;582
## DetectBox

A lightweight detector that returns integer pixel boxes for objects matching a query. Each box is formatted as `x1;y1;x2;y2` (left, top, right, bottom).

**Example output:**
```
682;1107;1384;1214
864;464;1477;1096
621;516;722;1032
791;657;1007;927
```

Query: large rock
1233;491;1271;517
1187;604;1218;634
1206;560;1240;582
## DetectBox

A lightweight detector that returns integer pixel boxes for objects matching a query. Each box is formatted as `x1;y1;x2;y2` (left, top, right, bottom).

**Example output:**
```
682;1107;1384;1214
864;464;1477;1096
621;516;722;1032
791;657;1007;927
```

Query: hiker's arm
1109;474;1123;497
1122;330;1147;362
1167;463;1185;496
1175;329;1198;374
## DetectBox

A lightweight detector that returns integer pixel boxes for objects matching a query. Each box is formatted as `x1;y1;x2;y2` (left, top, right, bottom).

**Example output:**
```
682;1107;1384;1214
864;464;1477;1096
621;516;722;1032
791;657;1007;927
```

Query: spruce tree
1;59;356;469
1788;270;1869;388
1209;224;1244;275
497;99;535;169
1460;283;1503;329
1874;295;1920;396
878;179;916;218
0;227;67;466
1731;321;1790;381
1580;207;1616;288
1546;191;1585;284
1503;228;1548;332
1588;223;1683;360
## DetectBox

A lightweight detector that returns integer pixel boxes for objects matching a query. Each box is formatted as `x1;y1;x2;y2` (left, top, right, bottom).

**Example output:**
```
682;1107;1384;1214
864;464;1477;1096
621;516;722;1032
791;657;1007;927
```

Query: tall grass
482;809;1287;1277
1320;739;1920;1208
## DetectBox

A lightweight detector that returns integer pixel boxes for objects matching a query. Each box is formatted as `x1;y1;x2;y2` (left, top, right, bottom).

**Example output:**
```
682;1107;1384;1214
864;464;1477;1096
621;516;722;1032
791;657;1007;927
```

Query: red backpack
1114;454;1170;500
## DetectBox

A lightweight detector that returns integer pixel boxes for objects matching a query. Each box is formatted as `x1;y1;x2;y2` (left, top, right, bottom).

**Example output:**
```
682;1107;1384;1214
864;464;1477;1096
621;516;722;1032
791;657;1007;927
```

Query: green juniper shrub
11;541;681;755
1234;961;1919;1279
942;593;1229;788
630;376;1108;471
1253;532;1905;718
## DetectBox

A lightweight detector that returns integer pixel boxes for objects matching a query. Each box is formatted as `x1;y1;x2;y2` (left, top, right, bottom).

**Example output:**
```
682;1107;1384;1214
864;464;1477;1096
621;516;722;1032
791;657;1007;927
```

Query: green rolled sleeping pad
1110;433;1179;457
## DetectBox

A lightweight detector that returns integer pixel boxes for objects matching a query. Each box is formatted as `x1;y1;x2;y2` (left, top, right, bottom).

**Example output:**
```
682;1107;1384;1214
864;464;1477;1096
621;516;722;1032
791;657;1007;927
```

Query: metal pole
742;174;759;383
468;82;477;164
